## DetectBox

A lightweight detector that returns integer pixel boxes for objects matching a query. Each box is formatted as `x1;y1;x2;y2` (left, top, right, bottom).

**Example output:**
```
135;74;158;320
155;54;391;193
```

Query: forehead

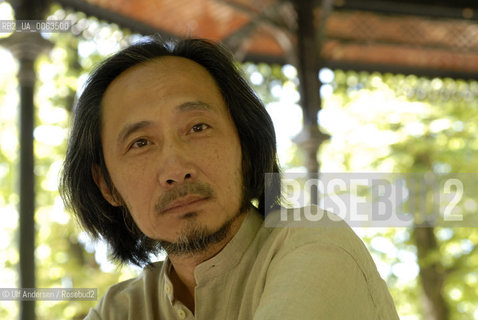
100;56;231;124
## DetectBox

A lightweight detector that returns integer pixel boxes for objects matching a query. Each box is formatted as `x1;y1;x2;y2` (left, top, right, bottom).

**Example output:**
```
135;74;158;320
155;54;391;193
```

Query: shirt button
177;308;186;319
165;283;172;295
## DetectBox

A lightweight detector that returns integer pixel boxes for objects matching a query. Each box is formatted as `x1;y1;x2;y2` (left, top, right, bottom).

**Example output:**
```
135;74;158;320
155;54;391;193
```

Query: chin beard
158;208;246;257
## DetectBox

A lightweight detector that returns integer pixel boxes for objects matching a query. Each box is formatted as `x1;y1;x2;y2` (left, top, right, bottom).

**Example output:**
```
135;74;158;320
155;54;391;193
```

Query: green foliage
242;62;292;105
321;70;478;319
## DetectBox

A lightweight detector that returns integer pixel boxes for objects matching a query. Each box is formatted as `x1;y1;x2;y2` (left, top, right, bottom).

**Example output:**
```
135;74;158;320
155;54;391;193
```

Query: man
61;38;399;319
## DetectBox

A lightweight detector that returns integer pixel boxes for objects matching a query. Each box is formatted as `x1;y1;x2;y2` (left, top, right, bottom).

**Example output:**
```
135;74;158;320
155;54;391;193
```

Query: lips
161;195;209;214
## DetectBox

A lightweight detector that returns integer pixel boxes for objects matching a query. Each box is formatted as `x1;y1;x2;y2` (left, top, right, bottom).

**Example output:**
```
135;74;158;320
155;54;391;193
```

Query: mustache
155;182;215;214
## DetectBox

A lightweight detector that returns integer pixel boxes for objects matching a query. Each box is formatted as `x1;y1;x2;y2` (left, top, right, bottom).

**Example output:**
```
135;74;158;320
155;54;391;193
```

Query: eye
190;123;210;133
130;138;151;149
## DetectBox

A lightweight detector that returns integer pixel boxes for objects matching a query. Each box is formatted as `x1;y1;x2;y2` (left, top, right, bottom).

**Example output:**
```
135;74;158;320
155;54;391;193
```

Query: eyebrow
176;101;216;113
117;120;153;145
117;101;216;144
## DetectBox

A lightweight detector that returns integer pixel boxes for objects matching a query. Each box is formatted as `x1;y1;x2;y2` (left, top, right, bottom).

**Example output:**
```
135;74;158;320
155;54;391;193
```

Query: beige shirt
85;207;399;319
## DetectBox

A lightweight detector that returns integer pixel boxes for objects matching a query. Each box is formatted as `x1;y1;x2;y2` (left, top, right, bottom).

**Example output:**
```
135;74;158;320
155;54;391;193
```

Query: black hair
60;37;281;266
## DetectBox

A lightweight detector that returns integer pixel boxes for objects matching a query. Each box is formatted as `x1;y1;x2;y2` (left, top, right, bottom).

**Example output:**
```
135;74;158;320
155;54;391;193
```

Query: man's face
97;56;244;247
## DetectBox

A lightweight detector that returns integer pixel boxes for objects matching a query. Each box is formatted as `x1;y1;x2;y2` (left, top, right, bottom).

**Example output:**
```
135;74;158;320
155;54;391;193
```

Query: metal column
0;31;52;320
292;0;332;204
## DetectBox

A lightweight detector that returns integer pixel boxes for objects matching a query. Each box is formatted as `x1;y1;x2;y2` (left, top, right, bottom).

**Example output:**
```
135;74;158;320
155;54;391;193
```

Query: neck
168;211;247;312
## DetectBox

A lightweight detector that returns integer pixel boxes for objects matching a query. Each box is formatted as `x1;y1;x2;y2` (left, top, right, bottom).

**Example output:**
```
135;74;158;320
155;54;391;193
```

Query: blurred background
0;0;478;319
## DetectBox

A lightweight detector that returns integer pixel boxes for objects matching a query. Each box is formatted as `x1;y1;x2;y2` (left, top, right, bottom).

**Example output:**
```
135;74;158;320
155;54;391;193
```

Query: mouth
161;195;209;215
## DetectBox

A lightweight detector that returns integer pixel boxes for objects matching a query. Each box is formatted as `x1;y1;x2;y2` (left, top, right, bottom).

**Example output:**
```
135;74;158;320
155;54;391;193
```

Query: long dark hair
60;38;281;266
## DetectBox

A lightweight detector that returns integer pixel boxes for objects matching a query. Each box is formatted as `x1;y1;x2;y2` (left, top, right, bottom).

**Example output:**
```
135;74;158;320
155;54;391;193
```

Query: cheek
108;162;155;207
212;143;243;193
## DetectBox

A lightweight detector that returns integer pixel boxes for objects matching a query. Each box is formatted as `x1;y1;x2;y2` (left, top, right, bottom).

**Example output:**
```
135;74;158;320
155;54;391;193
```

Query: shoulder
261;206;387;302
263;206;372;263
93;261;164;319
255;206;399;319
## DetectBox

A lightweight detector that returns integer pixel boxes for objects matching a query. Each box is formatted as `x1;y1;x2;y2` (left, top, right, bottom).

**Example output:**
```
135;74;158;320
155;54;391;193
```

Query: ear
91;164;121;207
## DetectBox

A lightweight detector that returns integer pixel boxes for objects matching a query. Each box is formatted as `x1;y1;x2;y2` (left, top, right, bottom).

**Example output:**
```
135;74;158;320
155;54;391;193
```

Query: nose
158;141;196;188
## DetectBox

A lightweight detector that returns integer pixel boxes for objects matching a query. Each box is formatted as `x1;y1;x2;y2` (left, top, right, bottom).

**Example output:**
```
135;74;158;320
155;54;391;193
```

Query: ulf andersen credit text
0;288;97;301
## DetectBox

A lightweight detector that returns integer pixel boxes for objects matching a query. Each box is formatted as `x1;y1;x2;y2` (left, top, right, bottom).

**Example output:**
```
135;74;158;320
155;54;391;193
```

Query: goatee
158;209;245;256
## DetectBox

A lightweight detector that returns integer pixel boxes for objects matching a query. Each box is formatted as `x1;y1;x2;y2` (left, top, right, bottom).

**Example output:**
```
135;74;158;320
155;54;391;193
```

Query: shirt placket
164;271;195;319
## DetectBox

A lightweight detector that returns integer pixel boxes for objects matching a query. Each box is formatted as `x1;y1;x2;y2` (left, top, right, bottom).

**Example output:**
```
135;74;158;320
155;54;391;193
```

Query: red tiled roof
60;0;478;78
